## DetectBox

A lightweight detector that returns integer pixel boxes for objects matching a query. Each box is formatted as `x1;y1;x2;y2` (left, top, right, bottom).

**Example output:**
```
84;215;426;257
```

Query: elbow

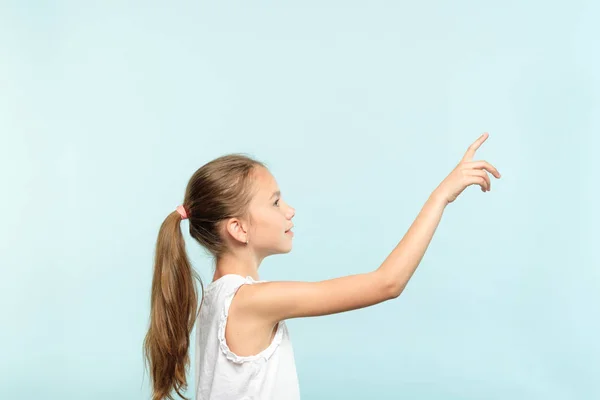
376;270;406;299
386;282;405;299
377;270;405;299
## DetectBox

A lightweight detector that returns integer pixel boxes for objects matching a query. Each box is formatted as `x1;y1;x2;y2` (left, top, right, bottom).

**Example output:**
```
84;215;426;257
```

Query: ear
225;218;248;244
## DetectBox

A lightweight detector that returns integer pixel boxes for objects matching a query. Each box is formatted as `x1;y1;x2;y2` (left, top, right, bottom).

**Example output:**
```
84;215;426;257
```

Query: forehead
252;167;278;197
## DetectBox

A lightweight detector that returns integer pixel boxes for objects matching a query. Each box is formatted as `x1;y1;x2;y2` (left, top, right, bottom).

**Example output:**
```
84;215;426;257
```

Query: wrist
428;190;448;208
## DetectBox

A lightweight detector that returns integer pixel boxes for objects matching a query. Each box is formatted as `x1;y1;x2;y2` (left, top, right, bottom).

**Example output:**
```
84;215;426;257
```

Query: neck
214;249;263;282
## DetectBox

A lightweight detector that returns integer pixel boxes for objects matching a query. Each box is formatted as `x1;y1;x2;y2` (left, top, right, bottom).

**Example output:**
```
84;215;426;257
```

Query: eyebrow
270;190;281;199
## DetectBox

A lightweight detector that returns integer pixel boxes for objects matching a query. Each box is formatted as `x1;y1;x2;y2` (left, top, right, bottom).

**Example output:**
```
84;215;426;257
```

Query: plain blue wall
1;1;598;399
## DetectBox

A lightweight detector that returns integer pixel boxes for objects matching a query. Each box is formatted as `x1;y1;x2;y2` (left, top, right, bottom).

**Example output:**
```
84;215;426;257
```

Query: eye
274;198;280;207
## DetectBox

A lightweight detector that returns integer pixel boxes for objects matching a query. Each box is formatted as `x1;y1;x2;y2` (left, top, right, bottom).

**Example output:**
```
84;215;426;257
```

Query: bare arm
233;270;396;324
377;191;447;297
233;194;447;325
233;133;500;325
380;132;501;295
234;191;448;325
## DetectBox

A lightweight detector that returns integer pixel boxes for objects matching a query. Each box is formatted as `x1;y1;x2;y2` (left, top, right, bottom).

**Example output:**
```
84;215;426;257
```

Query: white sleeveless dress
194;274;301;399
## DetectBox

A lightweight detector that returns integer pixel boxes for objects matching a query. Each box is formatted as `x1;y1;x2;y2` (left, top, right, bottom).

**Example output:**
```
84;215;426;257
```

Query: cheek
263;210;284;232
251;208;279;231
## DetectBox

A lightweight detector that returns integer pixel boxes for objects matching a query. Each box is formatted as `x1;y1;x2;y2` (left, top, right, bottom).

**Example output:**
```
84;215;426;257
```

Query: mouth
285;226;294;235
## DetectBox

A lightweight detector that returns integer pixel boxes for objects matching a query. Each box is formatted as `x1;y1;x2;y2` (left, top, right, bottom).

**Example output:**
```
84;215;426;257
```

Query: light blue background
1;1;598;399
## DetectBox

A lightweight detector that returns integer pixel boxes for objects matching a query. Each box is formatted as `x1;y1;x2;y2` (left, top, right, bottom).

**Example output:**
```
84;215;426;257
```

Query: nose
287;205;295;219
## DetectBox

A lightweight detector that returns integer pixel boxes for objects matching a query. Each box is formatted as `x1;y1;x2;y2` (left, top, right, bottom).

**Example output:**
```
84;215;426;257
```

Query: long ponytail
143;209;203;400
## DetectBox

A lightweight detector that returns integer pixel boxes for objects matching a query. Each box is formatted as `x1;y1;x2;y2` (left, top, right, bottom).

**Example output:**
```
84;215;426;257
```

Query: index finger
461;132;489;162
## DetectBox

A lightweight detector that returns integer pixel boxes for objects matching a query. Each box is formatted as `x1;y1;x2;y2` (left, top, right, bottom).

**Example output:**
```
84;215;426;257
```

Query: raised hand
434;132;502;205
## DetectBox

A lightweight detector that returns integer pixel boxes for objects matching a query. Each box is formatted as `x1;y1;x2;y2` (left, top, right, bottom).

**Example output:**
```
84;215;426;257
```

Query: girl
143;133;501;400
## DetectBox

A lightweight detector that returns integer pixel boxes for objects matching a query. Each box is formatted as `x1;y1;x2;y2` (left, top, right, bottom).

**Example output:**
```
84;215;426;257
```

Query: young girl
143;133;501;400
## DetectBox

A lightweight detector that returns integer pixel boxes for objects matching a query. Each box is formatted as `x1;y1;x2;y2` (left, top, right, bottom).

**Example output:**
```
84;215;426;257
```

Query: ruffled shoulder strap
217;275;285;364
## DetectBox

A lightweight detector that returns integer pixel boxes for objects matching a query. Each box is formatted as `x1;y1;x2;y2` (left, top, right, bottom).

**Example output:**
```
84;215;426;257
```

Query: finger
461;132;489;163
466;170;490;191
466;175;488;192
466;160;501;179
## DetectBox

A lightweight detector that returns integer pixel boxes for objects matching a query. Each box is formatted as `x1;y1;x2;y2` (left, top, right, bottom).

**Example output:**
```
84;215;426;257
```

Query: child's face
245;167;296;256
